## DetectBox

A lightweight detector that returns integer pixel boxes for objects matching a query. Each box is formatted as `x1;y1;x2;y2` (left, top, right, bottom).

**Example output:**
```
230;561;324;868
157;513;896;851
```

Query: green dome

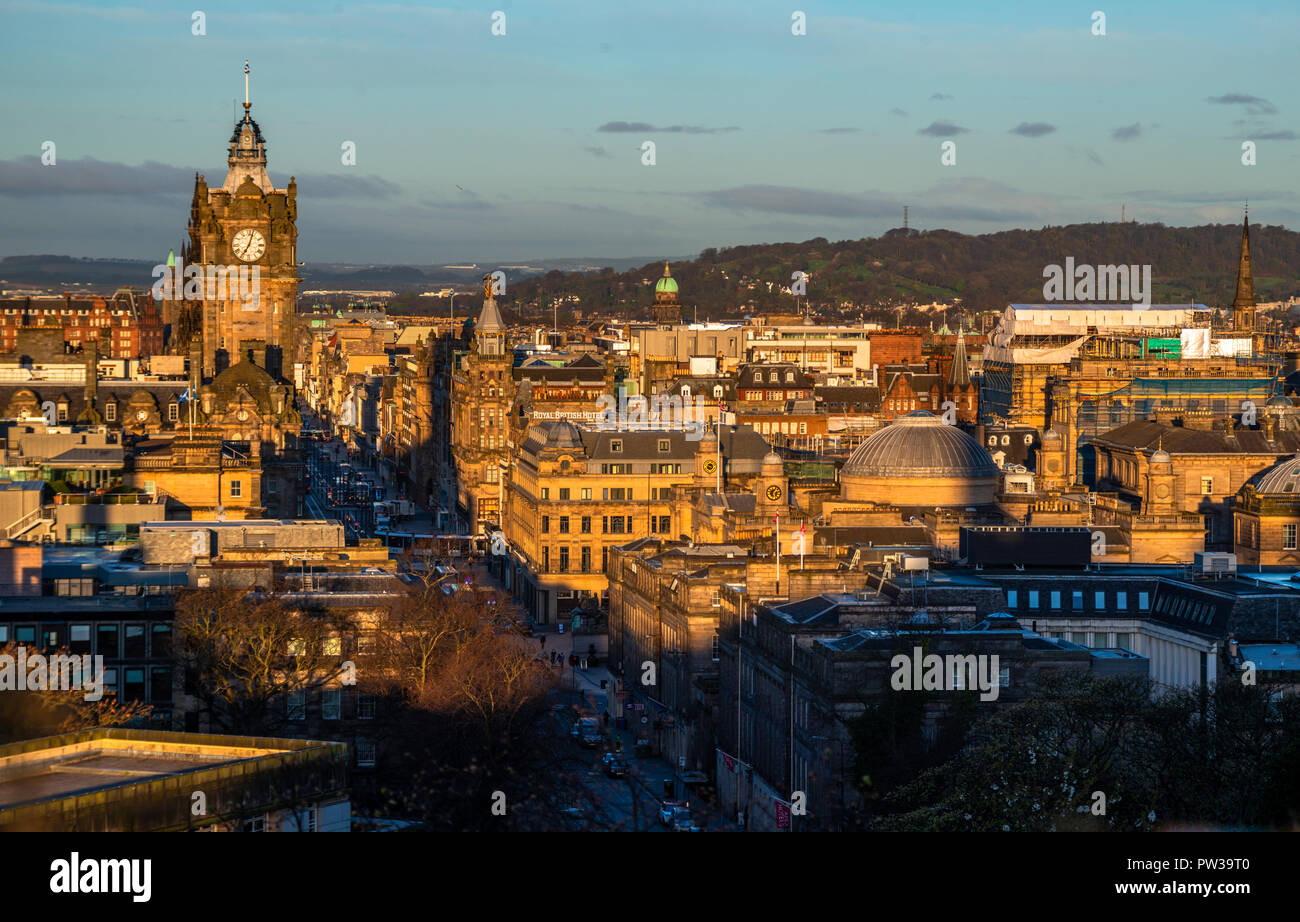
655;276;678;295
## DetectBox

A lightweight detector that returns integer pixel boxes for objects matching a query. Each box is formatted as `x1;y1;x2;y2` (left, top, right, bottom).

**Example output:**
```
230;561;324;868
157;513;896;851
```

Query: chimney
1182;408;1214;431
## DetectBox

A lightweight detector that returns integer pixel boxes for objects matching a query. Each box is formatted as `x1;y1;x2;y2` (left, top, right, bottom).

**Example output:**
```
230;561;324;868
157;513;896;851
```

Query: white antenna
244;61;250;109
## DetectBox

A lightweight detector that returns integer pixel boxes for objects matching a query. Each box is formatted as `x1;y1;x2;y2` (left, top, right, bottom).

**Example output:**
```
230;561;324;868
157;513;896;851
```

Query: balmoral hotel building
499;420;769;623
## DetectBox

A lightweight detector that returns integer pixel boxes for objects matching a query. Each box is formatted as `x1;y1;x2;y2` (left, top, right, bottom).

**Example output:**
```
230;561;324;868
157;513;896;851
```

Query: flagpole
775;512;781;596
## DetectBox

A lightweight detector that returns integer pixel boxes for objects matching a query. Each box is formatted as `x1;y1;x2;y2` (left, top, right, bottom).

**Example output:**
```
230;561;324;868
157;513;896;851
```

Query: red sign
774;799;791;830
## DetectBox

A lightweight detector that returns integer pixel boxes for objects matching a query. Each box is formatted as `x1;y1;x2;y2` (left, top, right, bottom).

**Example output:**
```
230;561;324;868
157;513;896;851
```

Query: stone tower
183;62;299;380
1143;445;1176;516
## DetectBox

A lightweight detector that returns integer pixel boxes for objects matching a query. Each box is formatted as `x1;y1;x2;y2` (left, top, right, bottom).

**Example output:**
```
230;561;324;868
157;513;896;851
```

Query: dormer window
786;371;795;383
611;440;622;453
658;439;670;453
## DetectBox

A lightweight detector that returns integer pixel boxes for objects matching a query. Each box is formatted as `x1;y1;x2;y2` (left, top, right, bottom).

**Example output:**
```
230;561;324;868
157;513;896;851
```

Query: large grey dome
843;411;997;479
1247;454;1300;494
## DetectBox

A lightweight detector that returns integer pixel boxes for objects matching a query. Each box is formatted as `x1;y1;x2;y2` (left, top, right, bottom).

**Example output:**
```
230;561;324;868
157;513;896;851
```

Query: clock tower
182;62;299;380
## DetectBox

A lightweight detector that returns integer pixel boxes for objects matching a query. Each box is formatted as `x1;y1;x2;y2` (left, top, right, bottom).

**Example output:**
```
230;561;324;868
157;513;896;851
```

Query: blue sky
1;0;1298;263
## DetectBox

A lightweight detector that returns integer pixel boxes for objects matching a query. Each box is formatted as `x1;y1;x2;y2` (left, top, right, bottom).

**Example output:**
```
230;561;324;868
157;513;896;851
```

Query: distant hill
500;222;1300;321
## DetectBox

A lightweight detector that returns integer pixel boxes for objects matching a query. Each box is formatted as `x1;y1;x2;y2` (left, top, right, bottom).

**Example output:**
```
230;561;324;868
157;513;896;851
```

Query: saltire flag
774;799;791;830
722;752;737;773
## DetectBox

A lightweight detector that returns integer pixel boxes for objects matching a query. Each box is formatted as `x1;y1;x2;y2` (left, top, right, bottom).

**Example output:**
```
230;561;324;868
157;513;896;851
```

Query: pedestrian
540;635;546;649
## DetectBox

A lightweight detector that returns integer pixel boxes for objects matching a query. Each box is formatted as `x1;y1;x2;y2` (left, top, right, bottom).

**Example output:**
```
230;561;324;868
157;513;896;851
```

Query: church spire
949;327;971;389
1232;205;1256;331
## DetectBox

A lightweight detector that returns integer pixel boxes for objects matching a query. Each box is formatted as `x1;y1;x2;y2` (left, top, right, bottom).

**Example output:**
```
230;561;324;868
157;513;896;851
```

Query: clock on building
702;459;717;475
766;484;783;502
135;409;148;422
231;228;266;262
237;409;249;421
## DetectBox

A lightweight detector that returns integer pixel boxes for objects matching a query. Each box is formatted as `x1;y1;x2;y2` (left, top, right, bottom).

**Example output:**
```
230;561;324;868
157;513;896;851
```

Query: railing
4;505;44;539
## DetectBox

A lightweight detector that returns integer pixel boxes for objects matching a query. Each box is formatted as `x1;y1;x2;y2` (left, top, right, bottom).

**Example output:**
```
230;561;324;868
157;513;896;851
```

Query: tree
0;641;150;744
172;587;354;736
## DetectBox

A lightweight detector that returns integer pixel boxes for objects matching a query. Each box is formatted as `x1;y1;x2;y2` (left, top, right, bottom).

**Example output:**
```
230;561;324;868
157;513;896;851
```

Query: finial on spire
243;60;250;114
663;260;671;276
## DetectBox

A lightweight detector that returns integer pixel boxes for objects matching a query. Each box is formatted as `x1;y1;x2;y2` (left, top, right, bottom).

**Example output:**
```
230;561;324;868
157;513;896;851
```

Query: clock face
766;484;783;502
702;459;717;475
237;410;249;421
232;228;266;262
135;410;148;422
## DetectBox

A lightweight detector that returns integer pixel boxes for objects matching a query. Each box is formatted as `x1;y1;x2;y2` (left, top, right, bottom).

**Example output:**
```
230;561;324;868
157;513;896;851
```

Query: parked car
671;808;700;832
577;717;601;748
604;757;629;779
659;800;686;826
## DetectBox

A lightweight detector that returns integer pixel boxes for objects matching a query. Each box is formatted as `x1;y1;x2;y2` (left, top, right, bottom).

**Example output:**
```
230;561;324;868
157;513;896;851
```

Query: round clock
766;485;783;502
135;409;148;422
231;228;266;262
702;459;717;475
237;410;249;421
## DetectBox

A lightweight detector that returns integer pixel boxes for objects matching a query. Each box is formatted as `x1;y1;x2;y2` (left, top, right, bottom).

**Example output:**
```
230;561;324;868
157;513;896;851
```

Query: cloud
1010;122;1056;137
816;127;859;134
0;156;399;199
1256;130;1299;141
890;108;909;118
597;121;740;134
1111;122;1142;141
930;93;953;101
698;181;1038;224
582;145;612;158
917;120;969;137
1206;93;1277;115
1087;149;1104;166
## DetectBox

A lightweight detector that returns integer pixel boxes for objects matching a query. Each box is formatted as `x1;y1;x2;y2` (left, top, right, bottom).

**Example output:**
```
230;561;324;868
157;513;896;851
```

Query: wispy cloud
582;145;612;158
890;108;908;118
1206;93;1277;115
1009;122;1055;138
917;120;968;137
597;121;740;134
1256;130;1299;141
1111;122;1142;141
930;93;953;101
816;127;859;134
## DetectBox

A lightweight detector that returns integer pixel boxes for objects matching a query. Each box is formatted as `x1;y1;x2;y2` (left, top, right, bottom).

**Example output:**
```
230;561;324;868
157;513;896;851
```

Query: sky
1;0;1298;264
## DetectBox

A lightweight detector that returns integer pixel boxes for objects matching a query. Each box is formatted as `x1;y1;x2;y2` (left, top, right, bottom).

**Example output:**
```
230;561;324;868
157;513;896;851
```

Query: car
671;809;700;832
576;717;601;748
659;800;686;826
604;757;629;779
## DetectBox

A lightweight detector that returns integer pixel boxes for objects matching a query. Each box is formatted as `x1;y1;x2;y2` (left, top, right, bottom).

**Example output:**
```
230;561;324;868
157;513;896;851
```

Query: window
541;488;549;500
1285;524;1298;550
229;479;242;498
610;440;623;453
97;624;119;657
581;546;591;573
1093;633;1110;648
1072;590;1083;609
1116;633;1132;650
1050;591;1061;610
559;488;570;501
1095;591;1106;610
290;807;317;833
57;404;68;422
168;402;179;422
152;624;172;658
322;689;341;720
358;694;375;720
581;488;591;500
1028;590;1039;609
712;635;721;662
69;624;91;655
1116;591;1128;609
287;690;306;720
658;439;670;453
559;546;569;572
1138;592;1150;610
1006;590;1018;608
241;816;267;833
105;402;116;422
659;516;670;533
951;661;967;690
542;547;550;572
124;668;145;701
1071;633;1087;646
124;624;145;658
541;516;550;534
559;516;570;534
356;739;376;767
151;667;172;704
998;666;1010;688
1200;476;1213;495
602;547;609;572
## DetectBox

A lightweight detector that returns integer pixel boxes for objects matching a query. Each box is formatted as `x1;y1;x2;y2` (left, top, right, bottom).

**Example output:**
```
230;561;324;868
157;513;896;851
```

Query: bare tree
0;641;151;744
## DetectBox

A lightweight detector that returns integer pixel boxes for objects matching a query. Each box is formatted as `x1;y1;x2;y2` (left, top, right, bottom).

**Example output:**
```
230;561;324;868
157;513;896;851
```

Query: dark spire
1232;207;1256;331
949;327;971;389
